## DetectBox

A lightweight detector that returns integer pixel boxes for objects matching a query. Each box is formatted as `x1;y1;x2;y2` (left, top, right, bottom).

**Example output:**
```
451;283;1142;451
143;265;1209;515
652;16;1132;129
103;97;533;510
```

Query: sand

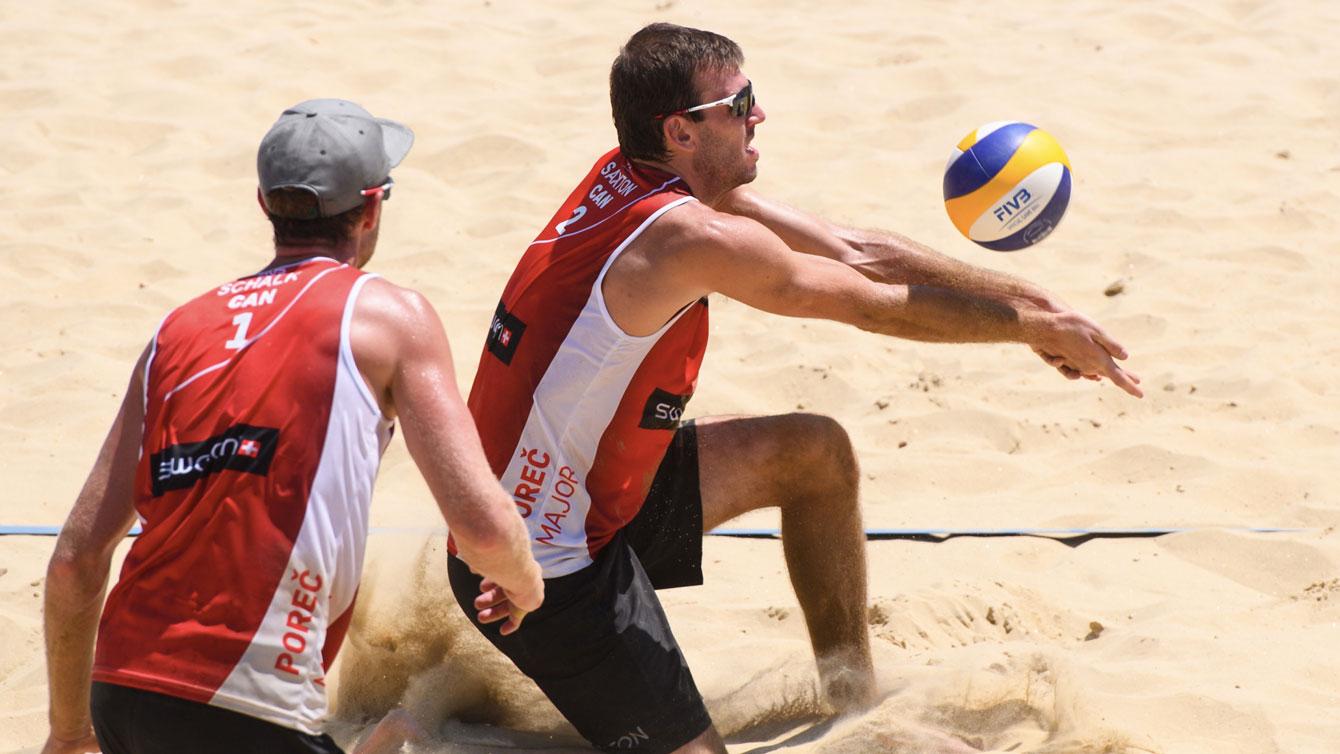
3;0;1339;752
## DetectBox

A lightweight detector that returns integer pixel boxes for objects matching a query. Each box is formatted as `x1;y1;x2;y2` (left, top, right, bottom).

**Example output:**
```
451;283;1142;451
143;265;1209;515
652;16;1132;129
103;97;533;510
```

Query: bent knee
775;413;859;491
784;413;855;459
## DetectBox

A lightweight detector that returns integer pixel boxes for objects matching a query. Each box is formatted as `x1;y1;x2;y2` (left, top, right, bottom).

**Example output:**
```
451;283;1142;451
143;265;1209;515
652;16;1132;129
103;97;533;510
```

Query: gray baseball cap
257;99;414;219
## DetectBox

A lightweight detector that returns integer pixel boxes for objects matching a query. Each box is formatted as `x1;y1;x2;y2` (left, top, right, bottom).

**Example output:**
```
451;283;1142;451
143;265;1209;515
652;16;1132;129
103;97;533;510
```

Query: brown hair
263;189;365;246
610;23;744;162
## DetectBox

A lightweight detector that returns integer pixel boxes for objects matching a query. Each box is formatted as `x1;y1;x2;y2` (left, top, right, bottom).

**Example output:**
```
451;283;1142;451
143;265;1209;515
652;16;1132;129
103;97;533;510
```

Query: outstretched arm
352;280;543;633
712;187;1139;392
43;351;146;754
715;186;1067;311
621;203;1141;397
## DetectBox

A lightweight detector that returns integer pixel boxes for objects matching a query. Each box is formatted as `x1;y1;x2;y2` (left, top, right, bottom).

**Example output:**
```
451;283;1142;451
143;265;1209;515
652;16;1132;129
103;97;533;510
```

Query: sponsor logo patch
150;424;279;496
638;388;691;430
486;300;527;366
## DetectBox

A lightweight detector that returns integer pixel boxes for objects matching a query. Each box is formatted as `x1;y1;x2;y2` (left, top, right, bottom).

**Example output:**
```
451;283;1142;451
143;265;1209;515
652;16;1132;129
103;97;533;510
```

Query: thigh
694;412;857;531
622;419;704;589
90;682;345;754
448;543;712;753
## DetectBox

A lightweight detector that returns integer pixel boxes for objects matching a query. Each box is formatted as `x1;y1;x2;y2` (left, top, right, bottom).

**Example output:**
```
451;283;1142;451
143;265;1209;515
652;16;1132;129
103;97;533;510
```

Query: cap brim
377;119;414;169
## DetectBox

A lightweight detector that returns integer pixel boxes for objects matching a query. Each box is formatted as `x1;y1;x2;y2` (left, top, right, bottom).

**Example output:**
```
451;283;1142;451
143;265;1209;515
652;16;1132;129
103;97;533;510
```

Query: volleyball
943;122;1072;251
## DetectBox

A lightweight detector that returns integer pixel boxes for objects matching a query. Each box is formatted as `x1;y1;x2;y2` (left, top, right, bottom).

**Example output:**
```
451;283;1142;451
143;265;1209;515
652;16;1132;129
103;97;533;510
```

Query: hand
474;576;544;636
1029;310;1143;398
1033;346;1099;381
41;730;101;754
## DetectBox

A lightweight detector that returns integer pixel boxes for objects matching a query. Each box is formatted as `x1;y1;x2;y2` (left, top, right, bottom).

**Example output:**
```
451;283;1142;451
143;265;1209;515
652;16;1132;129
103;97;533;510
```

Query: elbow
46;541;112;604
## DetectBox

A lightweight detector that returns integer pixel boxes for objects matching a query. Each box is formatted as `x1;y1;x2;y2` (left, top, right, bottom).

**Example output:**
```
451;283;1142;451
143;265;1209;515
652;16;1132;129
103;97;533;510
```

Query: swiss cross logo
486;301;527;366
149;424;279;497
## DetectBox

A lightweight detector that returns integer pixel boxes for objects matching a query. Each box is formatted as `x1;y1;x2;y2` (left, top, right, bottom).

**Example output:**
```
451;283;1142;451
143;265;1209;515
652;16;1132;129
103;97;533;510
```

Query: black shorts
448;422;710;753
90;681;345;754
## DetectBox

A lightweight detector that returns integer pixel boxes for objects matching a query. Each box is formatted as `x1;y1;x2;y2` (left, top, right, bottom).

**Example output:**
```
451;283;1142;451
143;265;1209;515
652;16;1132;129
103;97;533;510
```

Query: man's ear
256;187;268;215
361;192;382;230
662;115;697;155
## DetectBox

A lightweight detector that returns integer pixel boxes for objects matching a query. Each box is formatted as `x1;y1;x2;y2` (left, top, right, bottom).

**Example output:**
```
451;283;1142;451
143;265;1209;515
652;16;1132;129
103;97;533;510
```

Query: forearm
44;549;111;739
838;226;1057;309
718;187;1060;310
854;283;1043;345
400;414;540;592
448;492;541;593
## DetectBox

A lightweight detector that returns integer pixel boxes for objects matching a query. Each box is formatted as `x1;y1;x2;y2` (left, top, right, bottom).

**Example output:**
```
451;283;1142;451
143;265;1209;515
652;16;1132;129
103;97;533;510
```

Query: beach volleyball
943;121;1072;251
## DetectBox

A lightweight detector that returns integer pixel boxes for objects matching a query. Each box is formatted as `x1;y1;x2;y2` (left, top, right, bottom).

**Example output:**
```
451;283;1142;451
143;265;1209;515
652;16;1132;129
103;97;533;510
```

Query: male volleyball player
41;99;543;754
451;22;1141;754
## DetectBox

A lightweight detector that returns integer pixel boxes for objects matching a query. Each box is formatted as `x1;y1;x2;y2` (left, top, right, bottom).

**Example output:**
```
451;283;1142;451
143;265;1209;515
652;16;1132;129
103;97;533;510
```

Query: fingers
1034;348;1082;380
474;581;509;624
473;578;537;634
475;590;529;634
1035;343;1143;397
1082;320;1129;361
499;607;528;636
1104;364;1144;398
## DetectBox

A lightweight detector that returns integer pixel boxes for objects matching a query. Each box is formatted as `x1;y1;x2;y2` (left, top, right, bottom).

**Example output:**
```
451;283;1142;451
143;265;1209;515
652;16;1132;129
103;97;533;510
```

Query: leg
447;549;717;753
696;413;875;712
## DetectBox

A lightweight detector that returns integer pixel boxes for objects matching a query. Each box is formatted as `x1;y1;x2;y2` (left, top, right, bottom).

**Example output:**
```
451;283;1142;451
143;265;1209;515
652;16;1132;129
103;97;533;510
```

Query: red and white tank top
92;257;393;735
464;148;708;578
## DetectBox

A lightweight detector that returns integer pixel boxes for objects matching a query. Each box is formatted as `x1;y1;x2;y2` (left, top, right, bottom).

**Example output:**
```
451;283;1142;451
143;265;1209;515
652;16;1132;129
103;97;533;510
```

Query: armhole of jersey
341;273;388;419
593;194;698;341
141;314;169;415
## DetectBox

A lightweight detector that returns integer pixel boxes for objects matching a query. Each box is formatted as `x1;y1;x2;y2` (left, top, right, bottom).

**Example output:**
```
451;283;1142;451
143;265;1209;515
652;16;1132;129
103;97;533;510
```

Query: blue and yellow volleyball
943;122;1072;251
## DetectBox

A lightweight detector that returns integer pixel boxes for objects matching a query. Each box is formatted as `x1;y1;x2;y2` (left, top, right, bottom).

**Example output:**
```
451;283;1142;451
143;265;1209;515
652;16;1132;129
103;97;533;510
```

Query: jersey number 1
225;312;253;350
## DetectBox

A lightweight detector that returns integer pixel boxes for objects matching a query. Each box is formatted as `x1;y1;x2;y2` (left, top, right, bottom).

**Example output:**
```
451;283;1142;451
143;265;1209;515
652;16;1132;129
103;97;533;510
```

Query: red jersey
92;257;393;735
465;148;708;577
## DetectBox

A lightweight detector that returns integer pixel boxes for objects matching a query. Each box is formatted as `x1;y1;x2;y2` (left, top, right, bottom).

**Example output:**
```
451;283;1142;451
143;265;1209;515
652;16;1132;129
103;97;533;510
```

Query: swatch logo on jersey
486;301;528;366
150;424;280;496
638;388;691;430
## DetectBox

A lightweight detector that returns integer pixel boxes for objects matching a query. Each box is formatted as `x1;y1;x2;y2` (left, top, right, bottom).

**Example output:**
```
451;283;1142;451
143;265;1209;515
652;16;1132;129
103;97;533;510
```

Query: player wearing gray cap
40;99;543;754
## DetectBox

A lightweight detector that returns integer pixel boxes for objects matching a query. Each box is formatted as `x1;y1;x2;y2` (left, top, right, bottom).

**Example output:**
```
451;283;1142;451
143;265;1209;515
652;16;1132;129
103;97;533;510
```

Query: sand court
4;1;1340;752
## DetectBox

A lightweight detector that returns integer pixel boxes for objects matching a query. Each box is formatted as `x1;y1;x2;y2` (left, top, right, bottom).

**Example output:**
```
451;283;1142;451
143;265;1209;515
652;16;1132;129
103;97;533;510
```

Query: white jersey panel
500;198;696;577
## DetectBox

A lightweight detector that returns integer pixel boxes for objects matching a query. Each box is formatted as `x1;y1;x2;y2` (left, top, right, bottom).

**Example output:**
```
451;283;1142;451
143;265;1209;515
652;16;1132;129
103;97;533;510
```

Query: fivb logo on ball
943;121;1072;251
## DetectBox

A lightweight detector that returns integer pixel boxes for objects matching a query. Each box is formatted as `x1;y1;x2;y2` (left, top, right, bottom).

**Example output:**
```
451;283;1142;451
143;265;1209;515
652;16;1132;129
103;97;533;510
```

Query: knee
777;413;859;496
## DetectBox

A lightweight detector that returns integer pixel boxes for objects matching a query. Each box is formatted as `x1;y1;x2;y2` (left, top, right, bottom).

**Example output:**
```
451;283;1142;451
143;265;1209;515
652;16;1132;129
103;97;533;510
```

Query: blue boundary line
708;526;1306;546
1;524;1307;542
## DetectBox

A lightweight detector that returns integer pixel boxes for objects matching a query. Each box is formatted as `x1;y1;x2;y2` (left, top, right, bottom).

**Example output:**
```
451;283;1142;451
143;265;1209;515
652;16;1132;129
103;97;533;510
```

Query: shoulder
349;276;448;366
353;276;438;328
646;198;771;253
347;276;452;416
619;197;800;302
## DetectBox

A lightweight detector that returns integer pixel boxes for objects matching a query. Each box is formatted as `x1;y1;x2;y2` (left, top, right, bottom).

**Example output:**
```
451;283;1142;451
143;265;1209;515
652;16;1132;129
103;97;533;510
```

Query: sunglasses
655;81;755;119
360;177;394;201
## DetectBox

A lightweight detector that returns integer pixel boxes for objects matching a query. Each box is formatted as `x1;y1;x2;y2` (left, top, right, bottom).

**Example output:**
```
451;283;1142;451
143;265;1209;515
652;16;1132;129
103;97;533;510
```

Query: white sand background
3;1;1339;752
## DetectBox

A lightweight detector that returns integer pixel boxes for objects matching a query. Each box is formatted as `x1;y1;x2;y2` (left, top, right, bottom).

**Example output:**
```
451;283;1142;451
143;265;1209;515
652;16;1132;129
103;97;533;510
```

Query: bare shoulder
642;198;771;258
349;276;452;416
713;184;770;217
354;275;437;327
